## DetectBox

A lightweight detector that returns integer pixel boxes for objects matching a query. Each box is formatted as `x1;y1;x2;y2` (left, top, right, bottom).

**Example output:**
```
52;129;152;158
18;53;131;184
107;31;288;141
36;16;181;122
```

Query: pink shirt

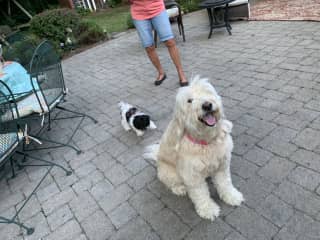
130;0;165;20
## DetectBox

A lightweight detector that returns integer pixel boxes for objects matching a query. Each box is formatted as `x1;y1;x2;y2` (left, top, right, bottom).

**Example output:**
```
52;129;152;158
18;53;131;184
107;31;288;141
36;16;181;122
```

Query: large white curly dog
144;76;244;220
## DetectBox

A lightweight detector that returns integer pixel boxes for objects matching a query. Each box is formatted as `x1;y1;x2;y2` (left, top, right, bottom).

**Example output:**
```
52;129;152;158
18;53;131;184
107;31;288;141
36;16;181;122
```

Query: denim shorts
133;10;174;48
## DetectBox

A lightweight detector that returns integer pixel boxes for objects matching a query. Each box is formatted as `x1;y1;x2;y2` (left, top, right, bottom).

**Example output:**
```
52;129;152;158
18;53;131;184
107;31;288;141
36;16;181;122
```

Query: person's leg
164;39;187;84
145;46;166;82
152;11;188;85
133;18;165;82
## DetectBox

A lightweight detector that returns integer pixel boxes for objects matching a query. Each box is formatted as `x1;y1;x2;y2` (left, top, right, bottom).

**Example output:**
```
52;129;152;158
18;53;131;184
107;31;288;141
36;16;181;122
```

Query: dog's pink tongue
204;115;216;126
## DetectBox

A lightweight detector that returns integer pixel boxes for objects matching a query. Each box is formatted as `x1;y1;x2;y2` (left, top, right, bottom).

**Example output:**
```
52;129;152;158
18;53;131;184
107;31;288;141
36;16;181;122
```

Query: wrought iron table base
206;4;232;38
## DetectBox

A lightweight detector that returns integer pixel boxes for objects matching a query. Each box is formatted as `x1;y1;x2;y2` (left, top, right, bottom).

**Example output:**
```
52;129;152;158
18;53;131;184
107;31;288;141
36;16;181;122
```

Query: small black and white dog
119;101;157;136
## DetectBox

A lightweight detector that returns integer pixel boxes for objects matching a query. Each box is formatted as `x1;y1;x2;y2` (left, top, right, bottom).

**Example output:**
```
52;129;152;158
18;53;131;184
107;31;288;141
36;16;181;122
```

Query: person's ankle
157;72;165;81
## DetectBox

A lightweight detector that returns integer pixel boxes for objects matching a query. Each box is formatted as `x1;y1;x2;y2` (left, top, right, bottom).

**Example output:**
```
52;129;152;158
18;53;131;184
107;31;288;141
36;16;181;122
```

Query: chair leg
177;17;182;36
224;4;232;35
16;152;72;176
179;15;186;42
48;111;51;131
25;136;82;155
1;151;72;235
207;8;214;39
25;105;98;154
0;216;34;235
154;30;158;48
55;106;98;124
10;157;15;178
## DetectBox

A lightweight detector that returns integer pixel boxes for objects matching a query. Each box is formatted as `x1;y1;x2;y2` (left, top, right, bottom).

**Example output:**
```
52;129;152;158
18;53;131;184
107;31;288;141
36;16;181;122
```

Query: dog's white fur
119;101;157;136
144;76;244;220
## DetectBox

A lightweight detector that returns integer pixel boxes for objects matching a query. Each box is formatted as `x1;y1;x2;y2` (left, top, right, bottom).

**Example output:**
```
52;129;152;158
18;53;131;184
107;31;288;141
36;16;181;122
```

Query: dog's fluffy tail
143;144;159;161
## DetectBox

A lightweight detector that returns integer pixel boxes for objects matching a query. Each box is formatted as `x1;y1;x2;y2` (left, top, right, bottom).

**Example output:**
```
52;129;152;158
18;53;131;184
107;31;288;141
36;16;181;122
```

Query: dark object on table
199;0;236;38
154;0;185;47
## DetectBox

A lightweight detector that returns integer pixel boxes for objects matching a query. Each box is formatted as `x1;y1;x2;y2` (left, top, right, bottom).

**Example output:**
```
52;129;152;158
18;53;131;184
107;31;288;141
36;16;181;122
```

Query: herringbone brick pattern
250;0;320;21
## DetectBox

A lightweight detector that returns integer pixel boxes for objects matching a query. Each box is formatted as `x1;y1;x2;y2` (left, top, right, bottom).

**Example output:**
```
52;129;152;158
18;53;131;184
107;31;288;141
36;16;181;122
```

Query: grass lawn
84;5;131;34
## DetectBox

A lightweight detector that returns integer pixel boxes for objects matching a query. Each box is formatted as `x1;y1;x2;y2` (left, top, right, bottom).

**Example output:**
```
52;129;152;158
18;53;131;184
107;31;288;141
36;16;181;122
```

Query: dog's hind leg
157;161;186;196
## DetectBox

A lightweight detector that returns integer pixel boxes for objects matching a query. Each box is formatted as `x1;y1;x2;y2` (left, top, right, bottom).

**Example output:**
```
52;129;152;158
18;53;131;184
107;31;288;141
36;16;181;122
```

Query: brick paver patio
250;0;320;21
1;10;320;240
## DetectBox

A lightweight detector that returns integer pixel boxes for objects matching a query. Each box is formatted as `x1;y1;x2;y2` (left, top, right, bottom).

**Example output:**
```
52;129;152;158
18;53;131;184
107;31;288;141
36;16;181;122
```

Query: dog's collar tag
186;133;209;146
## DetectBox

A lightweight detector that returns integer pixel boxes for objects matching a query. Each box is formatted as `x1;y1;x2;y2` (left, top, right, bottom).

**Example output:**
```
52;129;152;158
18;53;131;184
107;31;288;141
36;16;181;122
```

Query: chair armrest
29;74;45;113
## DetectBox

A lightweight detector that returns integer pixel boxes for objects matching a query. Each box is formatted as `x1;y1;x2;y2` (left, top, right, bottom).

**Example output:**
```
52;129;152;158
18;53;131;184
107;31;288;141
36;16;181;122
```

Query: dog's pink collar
186;133;208;146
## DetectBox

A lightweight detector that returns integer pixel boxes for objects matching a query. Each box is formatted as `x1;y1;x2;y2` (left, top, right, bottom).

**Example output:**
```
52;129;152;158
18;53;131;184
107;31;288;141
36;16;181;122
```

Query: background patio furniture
0;81;20;178
0;80;72;236
154;0;186;47
199;0;236;38
0;82;34;235
228;0;249;20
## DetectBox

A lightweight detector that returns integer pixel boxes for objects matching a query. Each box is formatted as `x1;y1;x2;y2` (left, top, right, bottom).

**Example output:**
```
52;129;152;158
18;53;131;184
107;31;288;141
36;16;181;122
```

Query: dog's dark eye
187;99;193;103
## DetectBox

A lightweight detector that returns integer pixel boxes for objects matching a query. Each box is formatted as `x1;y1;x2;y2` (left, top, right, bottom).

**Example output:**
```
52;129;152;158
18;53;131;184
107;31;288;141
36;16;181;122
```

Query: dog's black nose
202;102;212;111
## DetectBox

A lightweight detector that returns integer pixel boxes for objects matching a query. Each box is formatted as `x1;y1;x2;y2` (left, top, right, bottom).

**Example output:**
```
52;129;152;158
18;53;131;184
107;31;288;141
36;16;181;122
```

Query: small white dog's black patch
119;101;157;136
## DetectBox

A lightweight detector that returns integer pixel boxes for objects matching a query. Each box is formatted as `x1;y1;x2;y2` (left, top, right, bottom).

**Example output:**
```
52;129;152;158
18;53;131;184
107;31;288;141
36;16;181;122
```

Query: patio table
199;0;236;38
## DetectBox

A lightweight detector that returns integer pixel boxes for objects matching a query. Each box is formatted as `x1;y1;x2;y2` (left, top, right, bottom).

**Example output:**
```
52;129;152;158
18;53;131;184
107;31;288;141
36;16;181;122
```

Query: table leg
224;3;232;35
207;8;214;39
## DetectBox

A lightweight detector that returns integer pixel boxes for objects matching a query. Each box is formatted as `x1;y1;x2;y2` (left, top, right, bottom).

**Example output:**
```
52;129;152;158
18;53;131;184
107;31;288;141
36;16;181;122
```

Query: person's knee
145;45;155;53
165;39;176;48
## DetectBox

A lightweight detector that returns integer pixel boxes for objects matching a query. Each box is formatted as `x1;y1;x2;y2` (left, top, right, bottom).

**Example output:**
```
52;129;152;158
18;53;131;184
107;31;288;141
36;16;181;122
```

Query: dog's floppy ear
159;115;185;159
162;87;188;151
171;113;185;151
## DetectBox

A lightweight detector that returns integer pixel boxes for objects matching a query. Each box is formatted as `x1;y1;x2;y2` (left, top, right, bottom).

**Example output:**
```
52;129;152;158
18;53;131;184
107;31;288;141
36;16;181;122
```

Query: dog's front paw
220;187;244;206
171;185;187;196
196;201;220;221
136;131;144;137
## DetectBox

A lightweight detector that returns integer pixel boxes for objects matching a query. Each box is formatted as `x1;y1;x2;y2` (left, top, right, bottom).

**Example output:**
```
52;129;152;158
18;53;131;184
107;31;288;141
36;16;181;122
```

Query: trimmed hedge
30;8;81;44
78;21;106;45
177;0;201;13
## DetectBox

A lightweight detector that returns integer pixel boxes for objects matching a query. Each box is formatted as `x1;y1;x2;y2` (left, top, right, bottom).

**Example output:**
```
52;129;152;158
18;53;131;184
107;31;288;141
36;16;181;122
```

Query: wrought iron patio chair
1;32;37;70
0;83;20;179
27;40;97;154
0;80;72;236
154;0;186;47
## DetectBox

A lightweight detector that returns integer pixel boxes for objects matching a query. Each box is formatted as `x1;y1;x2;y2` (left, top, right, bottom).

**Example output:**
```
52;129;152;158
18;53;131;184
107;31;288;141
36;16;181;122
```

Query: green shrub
76;7;91;16
30;8;81;44
108;0;122;8
0;25;12;36
126;14;135;29
177;0;201;13
0;15;16;27
77;21;106;45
